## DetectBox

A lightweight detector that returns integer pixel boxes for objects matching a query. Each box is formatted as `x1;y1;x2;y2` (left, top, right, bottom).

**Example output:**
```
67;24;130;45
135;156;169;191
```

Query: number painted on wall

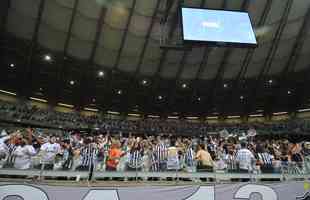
0;184;278;200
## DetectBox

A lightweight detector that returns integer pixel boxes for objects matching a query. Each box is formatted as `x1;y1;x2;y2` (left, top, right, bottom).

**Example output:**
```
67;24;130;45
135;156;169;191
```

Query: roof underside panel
223;48;247;79
160;50;183;79
265;0;289;25
7;0;40;40
180;47;205;80
38;0;72;51
204;0;225;9
135;0;158;16
248;0;268;26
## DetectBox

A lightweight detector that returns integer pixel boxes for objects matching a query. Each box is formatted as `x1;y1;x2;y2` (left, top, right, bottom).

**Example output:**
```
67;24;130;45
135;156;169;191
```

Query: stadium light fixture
249;114;264;117
147;115;160;118
158;95;163;100
197;97;201;101
207;116;218;120
117;90;122;95
272;112;288;116
142;80;148;85
182;83;187;88
223;83;228;88
9;63;15;68
0;89;16;96
44;54;52;61
227;115;240;119
186;116;199;120
268;79;273;84
287;90;291;95
84;107;99;112
107;111;120;115
69;80;75;85
297;108;310;113
168;116;179;119
57;103;74;108
148;115;160;118
128;113;141;117
98;71;104;77
30;97;48;103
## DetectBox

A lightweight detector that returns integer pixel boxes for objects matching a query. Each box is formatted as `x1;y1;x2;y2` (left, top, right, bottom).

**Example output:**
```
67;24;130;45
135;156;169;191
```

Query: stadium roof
1;0;310;116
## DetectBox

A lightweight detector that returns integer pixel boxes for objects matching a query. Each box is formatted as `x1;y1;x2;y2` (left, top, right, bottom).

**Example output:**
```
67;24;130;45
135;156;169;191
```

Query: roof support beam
207;0;250;113
293;68;310;110
200;0;246;113
246;0;293;113
78;6;107;107
21;0;46;96
0;0;10;35
154;3;181;77
53;0;80;105
228;0;273;113
135;0;163;76
113;0;137;70
125;0;162;111
102;0;137;109
145;0;181;113
163;0;205;113
269;6;310;111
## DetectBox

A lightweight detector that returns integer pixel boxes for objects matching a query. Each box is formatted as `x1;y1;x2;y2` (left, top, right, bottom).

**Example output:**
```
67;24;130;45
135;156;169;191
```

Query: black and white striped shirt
6;143;17;166
80;144;98;167
151;151;158;171
257;152;273;166
128;150;143;168
185;147;195;167
154;143;168;163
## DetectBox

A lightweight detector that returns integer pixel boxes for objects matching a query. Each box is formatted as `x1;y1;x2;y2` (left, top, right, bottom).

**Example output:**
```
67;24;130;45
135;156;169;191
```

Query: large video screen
181;7;257;47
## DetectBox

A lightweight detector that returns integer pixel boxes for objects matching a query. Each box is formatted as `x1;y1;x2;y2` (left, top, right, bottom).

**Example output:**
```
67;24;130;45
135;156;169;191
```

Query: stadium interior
1;0;310;187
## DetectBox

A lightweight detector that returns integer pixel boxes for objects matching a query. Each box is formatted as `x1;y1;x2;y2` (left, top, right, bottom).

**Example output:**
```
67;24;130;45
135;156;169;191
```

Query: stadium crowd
0;127;309;177
1;99;310;135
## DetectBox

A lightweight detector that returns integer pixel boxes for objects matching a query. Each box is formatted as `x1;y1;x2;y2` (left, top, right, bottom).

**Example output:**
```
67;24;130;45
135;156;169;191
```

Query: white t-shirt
167;147;179;170
40;142;61;163
13;145;36;169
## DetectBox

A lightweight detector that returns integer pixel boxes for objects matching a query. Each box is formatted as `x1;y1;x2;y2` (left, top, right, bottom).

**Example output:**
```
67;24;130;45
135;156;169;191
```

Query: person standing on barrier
302;142;310;174
4;131;21;168
235;142;255;173
127;140;143;171
255;144;274;174
184;139;195;173
77;137;98;181
12;137;36;170
166;139;180;171
153;136;168;172
0;130;11;168
224;145;237;173
61;140;73;170
106;140;122;171
195;144;214;172
40;136;61;170
289;141;304;174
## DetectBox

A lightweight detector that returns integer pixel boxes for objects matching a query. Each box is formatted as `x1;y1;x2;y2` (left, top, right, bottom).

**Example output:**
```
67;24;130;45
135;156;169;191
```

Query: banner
0;182;309;200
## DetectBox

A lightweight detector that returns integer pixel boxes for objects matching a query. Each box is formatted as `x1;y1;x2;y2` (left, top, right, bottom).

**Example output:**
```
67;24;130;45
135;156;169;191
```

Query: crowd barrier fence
0;160;309;184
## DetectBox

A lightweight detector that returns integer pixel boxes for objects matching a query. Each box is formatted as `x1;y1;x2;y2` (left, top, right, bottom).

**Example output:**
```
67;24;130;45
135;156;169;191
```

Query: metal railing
1;156;309;184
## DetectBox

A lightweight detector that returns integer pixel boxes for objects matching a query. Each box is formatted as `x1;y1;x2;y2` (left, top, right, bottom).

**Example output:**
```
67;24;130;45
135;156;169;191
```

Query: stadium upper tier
0;99;310;135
